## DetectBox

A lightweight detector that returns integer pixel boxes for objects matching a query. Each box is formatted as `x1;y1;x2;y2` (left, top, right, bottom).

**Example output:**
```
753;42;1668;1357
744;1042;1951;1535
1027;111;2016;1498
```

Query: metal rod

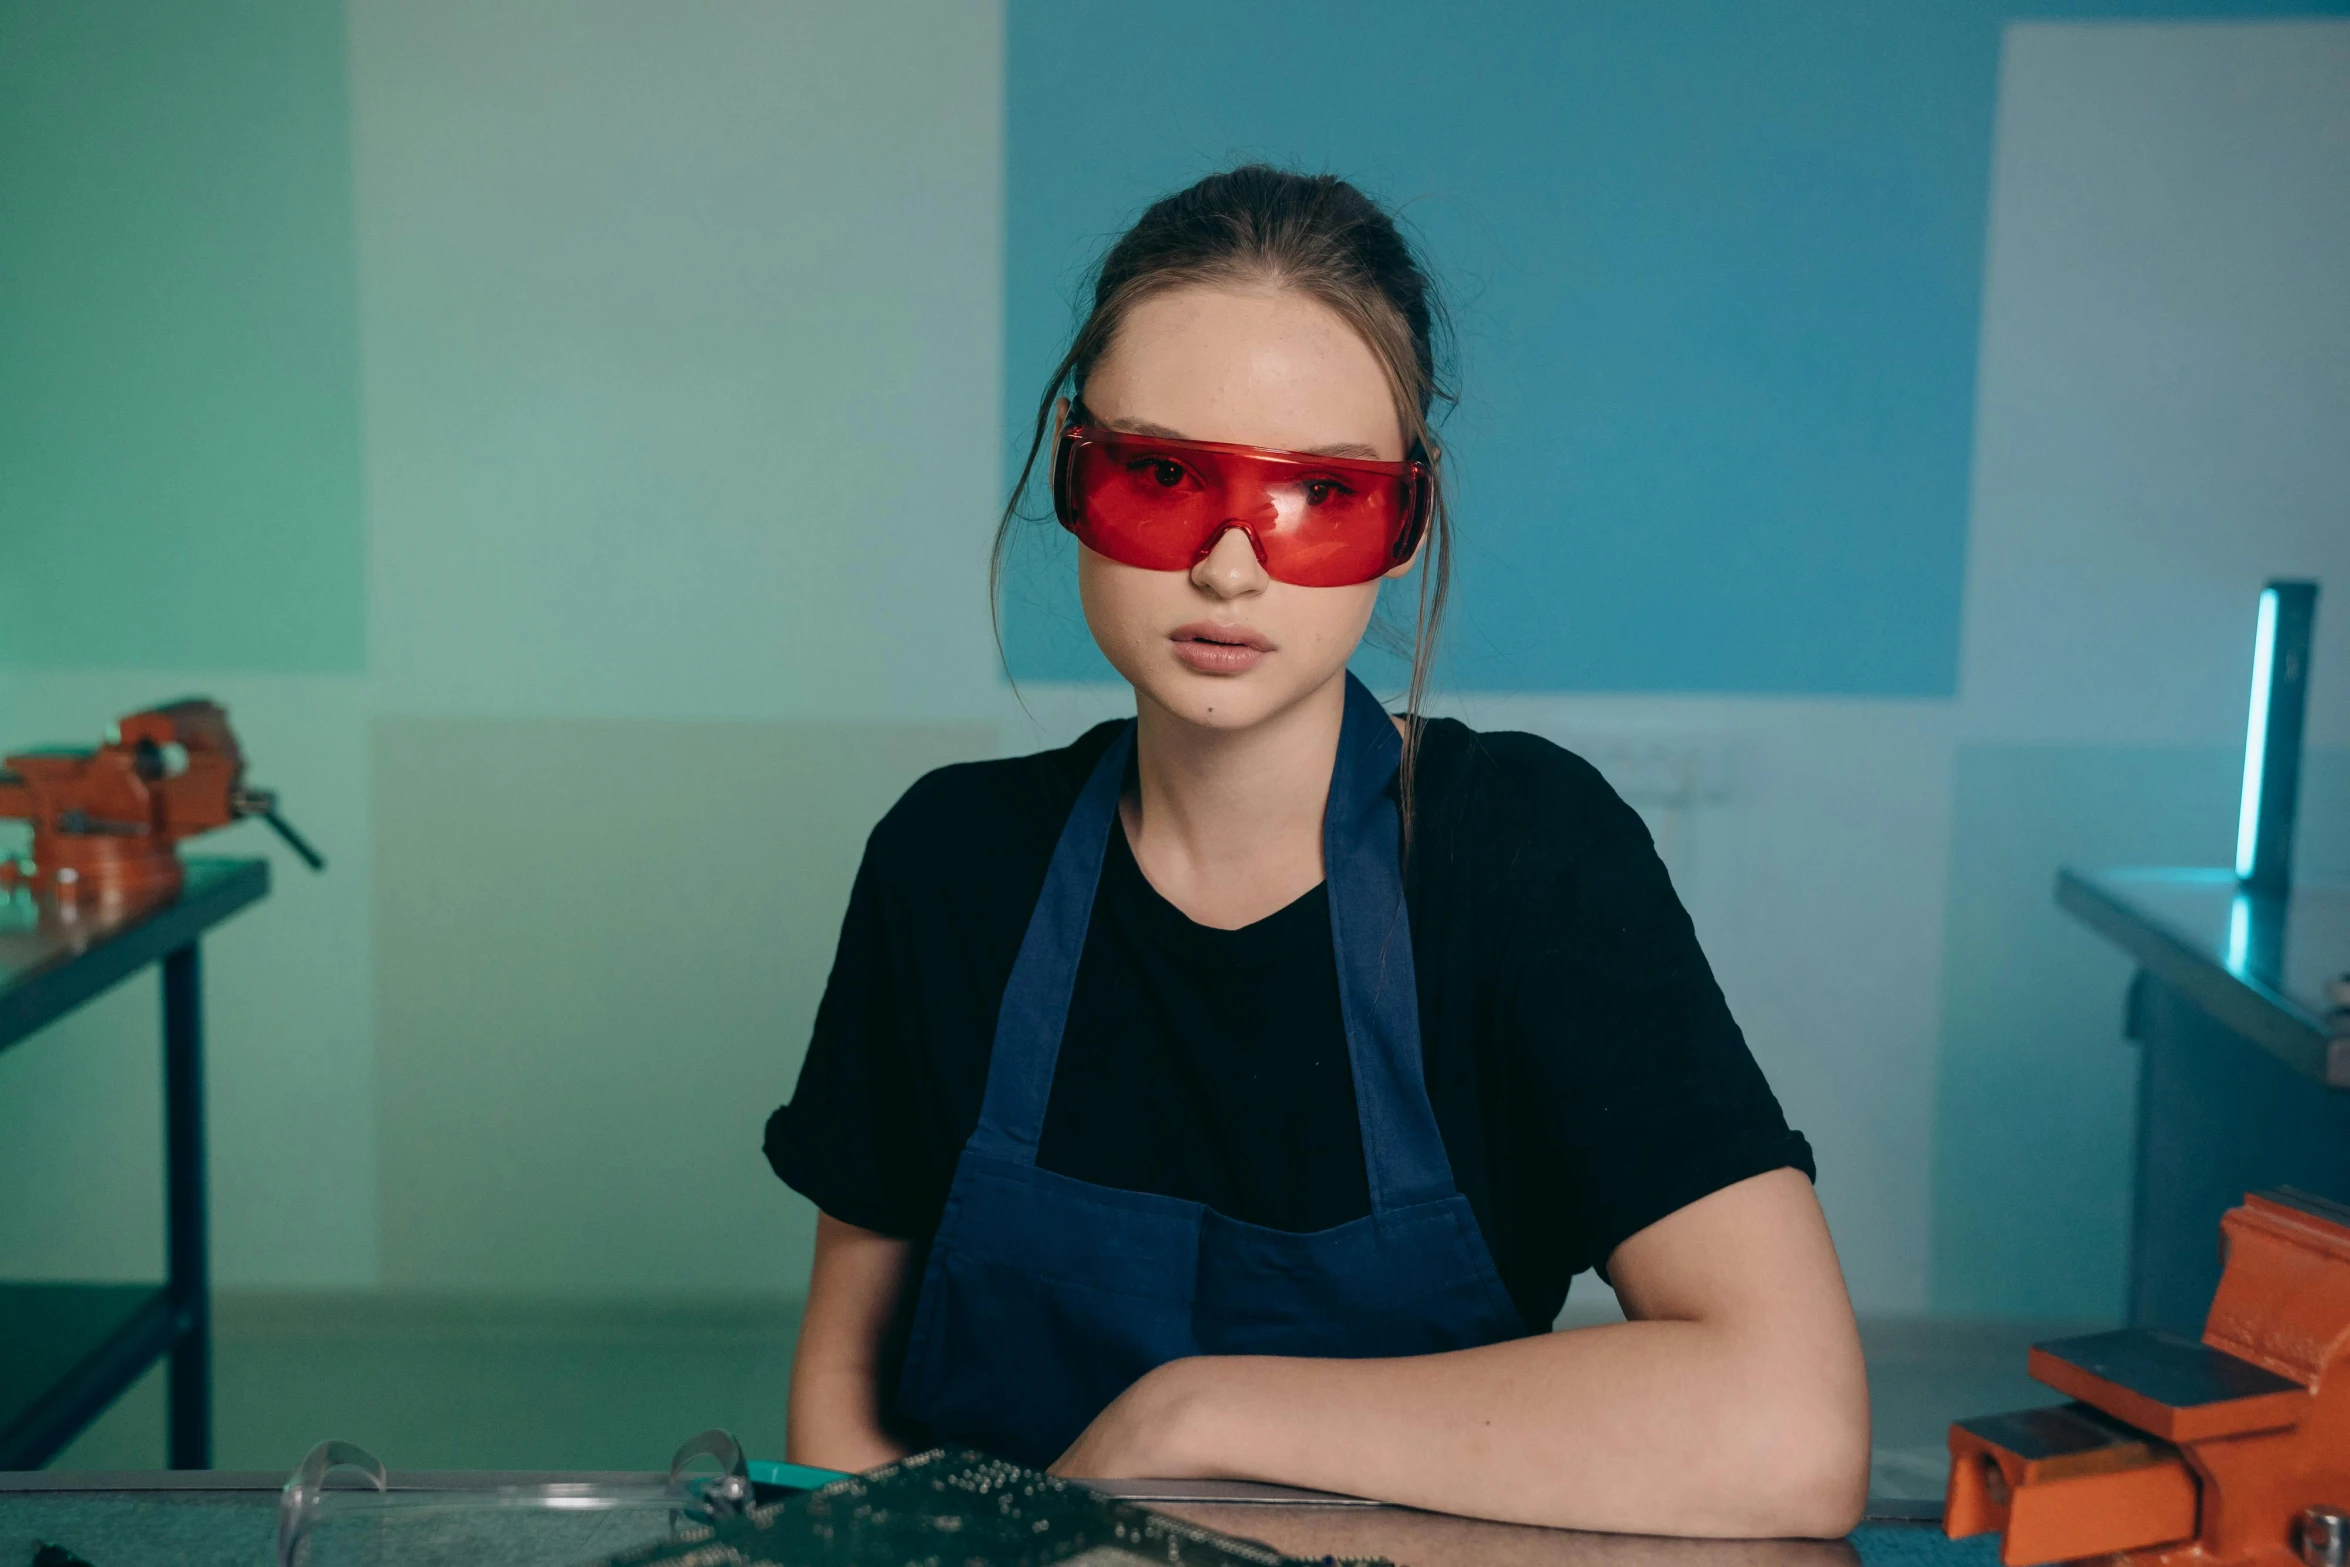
162;943;212;1470
260;808;326;872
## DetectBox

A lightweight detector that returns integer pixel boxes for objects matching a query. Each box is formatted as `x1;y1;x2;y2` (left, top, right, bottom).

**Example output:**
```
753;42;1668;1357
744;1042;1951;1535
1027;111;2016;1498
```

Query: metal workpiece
2302;1508;2350;1567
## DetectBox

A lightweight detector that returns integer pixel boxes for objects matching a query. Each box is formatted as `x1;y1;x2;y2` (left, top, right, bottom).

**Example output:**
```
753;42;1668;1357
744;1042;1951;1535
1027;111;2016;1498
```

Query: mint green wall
0;972;164;1281
0;0;365;672
0;0;1011;1305
372;716;987;1292
342;0;1010;1297
0;0;380;1293
351;0;1006;724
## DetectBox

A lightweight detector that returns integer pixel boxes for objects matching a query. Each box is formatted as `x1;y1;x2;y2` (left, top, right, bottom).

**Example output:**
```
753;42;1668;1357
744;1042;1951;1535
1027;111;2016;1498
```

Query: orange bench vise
1946;1190;2350;1567
0;698;322;906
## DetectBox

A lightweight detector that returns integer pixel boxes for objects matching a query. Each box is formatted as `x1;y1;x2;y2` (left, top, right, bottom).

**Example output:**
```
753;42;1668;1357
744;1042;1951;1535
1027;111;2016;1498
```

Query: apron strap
1325;673;1459;1212
968;722;1134;1163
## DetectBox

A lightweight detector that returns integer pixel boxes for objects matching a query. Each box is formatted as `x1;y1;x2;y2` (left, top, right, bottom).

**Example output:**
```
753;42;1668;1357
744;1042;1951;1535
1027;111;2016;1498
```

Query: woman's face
1076;284;1413;733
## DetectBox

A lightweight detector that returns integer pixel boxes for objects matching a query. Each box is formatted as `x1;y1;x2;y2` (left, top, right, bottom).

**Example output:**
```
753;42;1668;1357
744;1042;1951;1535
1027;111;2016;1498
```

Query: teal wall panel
1930;745;2350;1318
0;0;365;672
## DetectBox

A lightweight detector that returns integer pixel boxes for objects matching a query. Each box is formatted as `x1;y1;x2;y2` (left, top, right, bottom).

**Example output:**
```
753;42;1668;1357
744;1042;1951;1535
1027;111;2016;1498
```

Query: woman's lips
1169;621;1273;674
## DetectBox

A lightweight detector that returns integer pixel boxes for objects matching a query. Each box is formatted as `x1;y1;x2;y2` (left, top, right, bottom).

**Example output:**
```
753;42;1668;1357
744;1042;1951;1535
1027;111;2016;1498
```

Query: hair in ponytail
995;165;1458;833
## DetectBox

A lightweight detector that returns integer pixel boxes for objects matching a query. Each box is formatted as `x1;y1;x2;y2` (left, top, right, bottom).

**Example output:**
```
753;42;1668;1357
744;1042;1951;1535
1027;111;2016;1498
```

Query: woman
765;166;1869;1537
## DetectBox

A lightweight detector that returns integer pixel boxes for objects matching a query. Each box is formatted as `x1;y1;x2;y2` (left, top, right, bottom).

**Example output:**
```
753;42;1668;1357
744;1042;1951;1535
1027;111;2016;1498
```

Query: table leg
163;941;212;1469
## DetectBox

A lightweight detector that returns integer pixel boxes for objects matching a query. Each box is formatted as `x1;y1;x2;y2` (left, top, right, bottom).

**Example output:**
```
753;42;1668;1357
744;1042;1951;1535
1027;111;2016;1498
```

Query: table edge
2056;867;2342;1086
0;857;271;1053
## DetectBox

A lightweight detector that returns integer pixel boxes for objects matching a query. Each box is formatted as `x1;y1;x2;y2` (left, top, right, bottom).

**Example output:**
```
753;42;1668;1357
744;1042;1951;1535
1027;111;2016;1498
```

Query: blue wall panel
1002;0;2347;694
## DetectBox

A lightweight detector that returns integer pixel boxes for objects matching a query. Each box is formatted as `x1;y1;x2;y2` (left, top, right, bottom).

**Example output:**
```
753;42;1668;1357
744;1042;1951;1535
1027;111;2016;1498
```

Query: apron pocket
899;1240;1195;1468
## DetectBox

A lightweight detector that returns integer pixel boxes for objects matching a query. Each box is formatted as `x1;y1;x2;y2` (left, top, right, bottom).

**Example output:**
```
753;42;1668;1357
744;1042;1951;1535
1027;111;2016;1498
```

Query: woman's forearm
786;1362;912;1472
1142;1318;1866;1537
787;1213;917;1471
1053;1171;1870;1538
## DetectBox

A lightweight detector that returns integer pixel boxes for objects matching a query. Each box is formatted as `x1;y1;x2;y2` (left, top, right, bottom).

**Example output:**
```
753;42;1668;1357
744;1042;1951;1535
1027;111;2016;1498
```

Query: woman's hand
1050;1357;1228;1480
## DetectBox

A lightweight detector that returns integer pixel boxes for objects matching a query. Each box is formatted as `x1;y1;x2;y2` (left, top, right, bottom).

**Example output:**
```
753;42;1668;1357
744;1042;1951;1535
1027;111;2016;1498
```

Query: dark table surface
2057;868;2349;1085
0;1469;1973;1567
0;858;268;1051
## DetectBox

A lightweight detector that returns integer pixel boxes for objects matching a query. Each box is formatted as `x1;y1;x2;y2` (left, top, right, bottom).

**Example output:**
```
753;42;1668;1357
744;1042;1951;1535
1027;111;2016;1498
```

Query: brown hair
993;164;1457;828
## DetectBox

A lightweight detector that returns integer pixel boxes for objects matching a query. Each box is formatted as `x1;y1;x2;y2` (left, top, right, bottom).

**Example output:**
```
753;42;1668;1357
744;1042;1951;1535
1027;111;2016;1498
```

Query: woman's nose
1190;523;1270;598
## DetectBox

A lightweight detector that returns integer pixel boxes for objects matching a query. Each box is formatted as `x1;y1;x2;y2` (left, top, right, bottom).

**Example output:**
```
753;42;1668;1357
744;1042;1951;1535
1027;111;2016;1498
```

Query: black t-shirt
766;716;1812;1332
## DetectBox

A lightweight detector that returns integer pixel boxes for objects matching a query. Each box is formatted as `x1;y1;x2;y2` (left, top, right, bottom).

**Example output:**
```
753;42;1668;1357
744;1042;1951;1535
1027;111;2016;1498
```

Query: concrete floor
46;1293;2100;1501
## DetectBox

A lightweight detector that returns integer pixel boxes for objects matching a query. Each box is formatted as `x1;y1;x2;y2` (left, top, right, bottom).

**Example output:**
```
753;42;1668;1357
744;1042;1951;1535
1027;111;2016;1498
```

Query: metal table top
2058;867;2350;1085
0;1469;1969;1567
0;857;268;1052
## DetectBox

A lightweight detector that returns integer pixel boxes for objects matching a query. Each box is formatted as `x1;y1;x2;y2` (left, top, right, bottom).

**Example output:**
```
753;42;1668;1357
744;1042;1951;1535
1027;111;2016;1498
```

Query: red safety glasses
1053;423;1431;587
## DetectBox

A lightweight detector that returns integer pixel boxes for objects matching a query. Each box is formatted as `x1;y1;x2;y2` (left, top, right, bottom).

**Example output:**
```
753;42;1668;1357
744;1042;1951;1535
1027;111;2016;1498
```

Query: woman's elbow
1693;1335;1871;1539
1748;1391;1871;1538
1770;1445;1870;1539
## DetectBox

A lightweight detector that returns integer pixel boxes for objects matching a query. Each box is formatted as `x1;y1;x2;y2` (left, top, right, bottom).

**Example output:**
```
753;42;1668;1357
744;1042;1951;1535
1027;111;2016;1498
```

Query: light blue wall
1931;747;2350;1318
1000;0;2348;695
1927;18;2350;1317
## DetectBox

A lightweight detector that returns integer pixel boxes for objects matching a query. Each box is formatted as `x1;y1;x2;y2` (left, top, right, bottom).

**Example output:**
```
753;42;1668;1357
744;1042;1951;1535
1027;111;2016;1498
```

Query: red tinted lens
1056;428;1422;588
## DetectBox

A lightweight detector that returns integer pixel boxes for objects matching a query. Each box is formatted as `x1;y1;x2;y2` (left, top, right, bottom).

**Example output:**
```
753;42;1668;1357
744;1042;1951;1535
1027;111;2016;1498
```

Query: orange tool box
1946;1189;2350;1567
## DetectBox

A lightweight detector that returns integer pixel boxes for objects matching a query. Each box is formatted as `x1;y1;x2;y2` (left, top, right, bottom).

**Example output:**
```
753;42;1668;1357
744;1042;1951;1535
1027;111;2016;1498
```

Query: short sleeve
1501;783;1814;1274
763;840;940;1238
762;736;1116;1245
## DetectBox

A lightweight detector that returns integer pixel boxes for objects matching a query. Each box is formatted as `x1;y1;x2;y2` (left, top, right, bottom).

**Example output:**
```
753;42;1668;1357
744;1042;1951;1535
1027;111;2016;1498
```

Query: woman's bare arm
1051;1168;1870;1538
786;1212;918;1471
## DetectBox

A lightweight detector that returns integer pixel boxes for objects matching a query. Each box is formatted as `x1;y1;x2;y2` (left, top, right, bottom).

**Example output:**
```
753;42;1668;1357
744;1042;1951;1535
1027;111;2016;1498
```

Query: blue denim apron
896;673;1527;1467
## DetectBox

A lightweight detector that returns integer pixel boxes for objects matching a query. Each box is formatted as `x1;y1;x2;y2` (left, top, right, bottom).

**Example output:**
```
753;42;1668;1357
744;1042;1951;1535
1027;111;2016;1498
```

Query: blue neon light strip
2235;587;2278;879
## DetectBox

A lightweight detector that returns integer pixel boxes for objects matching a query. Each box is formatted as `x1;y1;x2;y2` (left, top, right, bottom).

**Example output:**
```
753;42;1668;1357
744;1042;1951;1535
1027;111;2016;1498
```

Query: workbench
0;858;270;1470
0;1467;1970;1567
2057;867;2350;1333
